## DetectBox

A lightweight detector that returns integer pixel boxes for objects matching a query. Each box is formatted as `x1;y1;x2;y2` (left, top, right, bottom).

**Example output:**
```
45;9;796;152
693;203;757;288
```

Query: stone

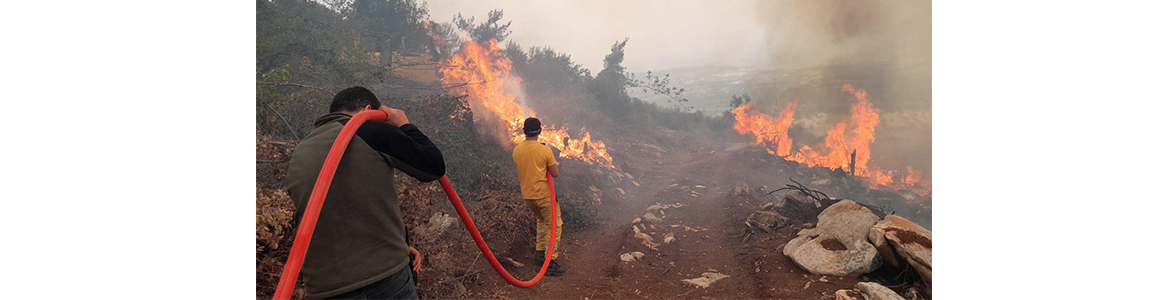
620;251;645;262
732;183;755;197
747;210;788;232
663;232;675;244
855;282;905;300
418;213;457;242
642;212;662;223
773;190;822;219
834;289;862;300
783;230;881;277
812;178;833;186
781;200;883;277
620;253;635;262
816;200;881;243
681;272;729;288
635;232;659;250
869;215;932;284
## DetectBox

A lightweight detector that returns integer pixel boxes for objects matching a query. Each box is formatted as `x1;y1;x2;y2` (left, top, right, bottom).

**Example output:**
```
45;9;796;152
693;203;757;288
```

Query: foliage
454;9;512;44
350;0;434;53
729;93;752;108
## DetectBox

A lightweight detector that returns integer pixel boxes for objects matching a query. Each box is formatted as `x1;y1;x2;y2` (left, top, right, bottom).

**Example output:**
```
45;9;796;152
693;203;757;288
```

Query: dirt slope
443;128;872;299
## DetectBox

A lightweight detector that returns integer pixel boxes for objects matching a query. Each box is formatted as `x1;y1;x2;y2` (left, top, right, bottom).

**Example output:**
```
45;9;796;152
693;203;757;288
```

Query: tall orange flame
731;85;930;196
439;39;614;168
732;101;797;156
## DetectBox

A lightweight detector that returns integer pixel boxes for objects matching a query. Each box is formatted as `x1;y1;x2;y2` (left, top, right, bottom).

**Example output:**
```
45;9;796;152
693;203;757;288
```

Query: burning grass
731;85;930;196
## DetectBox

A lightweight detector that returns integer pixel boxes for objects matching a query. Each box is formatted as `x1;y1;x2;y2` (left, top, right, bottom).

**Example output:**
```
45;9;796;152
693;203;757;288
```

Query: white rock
681;272;730;288
642;212;662;223
855;282;905;300
663;232;676;244
620;253;636;262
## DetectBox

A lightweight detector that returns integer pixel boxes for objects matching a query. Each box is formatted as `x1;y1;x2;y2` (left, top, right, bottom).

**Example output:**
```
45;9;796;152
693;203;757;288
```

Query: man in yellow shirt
512;117;566;276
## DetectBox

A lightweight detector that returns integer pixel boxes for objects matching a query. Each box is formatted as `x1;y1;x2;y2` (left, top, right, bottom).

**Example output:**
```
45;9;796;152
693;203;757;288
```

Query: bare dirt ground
442;128;884;300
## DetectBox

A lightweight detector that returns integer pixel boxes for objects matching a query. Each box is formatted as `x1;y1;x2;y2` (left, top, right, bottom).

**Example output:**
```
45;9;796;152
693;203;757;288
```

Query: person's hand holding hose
378;106;410;127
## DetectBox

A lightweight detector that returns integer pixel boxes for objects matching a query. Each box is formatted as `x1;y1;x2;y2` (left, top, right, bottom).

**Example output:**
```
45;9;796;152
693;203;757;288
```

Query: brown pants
525;197;563;259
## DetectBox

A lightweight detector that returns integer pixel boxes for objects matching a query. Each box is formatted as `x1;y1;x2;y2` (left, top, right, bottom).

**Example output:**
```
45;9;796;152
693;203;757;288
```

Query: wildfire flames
439;39;614;168
732;85;930;196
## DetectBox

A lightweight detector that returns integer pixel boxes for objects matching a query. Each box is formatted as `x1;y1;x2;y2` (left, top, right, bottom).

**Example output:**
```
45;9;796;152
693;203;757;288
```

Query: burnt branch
766;178;833;202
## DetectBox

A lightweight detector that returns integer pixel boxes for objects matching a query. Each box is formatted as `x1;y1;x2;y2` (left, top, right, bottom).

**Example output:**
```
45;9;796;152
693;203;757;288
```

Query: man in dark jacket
285;86;445;299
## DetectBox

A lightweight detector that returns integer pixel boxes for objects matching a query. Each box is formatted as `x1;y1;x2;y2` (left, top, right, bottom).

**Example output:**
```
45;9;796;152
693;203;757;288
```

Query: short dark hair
523;117;542;137
329;86;380;113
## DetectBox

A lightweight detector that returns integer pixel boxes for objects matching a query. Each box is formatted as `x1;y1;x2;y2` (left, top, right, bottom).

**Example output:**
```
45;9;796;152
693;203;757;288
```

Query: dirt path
457;144;864;299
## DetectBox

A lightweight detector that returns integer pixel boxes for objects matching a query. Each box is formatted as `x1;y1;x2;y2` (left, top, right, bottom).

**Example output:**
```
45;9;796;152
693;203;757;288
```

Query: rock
587;185;602;203
616;188;626;196
732;183;755;197
747;210;788;232
783;229;881;277
816;200;881;243
681;272;729;288
635;232;660;250
631;217;642;224
834;289;862;300
773;190;821;219
642;212;662;223
855;282;905;300
419;213;457;242
663;232;675;244
620;251;645;262
870;215;932;285
812;178;833;186
781;200;883;277
694;185;707;189
620;253;635;262
646;204;664;211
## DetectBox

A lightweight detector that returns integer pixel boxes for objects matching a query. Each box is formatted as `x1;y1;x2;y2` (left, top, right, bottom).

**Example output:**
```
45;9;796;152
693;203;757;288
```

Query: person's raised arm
348;107;446;182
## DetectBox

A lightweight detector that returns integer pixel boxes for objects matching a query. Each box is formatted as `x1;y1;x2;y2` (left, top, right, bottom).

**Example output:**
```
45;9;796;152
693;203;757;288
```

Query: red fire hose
273;110;558;299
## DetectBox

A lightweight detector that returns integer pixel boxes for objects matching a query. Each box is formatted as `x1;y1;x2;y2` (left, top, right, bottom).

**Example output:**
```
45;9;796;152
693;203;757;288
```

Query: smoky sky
425;0;768;72
425;0;929;73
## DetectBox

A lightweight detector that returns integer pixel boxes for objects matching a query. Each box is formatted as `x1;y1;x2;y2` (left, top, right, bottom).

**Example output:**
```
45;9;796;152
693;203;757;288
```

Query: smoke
755;0;931;69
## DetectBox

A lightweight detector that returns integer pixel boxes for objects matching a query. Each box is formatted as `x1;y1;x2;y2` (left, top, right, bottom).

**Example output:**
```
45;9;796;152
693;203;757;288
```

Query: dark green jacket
285;112;445;298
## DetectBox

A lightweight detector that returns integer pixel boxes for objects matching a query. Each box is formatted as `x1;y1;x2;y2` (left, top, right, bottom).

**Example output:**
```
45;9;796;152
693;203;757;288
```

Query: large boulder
869;215;933;284
816;200;881;243
783;228;881;277
782;200;883;277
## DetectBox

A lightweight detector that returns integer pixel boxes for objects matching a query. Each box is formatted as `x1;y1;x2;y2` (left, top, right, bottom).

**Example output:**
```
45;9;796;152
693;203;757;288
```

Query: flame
731;85;931;196
732;101;797;156
439;39;615;168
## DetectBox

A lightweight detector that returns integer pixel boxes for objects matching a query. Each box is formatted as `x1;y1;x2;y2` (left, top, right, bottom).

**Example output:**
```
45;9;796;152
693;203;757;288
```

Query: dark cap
523;117;541;136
